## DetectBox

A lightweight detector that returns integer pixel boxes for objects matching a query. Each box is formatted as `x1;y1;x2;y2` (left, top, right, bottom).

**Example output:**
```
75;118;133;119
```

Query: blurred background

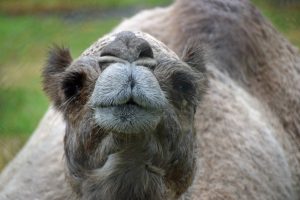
0;0;299;172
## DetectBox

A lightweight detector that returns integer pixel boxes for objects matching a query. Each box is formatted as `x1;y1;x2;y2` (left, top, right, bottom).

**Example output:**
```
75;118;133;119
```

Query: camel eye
62;72;85;99
172;71;195;95
177;80;193;93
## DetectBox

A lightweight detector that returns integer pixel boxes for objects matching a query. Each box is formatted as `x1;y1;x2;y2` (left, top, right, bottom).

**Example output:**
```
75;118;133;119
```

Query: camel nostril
138;44;153;59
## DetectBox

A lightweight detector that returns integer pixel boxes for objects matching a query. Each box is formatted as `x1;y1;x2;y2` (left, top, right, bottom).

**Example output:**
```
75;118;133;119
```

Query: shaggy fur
1;0;300;199
42;31;206;200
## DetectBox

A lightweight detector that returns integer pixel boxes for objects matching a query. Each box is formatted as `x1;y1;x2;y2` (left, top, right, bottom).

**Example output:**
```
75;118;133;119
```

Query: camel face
90;32;167;134
42;30;207;199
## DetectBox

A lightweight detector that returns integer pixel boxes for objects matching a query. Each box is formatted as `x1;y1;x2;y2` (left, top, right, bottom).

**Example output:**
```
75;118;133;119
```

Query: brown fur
42;31;207;199
1;0;300;199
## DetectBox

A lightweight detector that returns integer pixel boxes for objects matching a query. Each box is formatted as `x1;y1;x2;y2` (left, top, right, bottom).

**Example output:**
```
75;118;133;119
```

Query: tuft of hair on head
42;45;73;108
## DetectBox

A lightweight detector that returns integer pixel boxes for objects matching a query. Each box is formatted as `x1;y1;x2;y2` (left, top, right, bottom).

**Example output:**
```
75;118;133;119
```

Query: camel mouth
97;97;142;109
91;62;167;133
94;103;162;134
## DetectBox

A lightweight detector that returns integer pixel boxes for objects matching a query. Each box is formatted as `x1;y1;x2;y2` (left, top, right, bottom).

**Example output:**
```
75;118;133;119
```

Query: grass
0;0;299;171
0;87;47;136
252;0;300;47
0;136;28;171
0;0;171;14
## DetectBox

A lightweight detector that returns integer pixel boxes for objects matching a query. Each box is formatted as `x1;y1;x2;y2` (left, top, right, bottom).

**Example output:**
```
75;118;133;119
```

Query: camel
1;0;300;199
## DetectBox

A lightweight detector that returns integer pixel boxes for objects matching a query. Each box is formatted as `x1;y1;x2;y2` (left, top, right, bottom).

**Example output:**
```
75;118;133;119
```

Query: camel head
42;31;207;200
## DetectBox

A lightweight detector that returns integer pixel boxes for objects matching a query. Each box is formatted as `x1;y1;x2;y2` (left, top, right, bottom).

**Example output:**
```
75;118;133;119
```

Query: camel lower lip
110;104;143;118
100;103;140;109
97;104;144;115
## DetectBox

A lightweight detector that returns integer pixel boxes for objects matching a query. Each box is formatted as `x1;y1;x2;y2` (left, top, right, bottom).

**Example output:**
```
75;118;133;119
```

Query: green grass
0;0;299;172
0;87;47;136
0;136;28;170
0;15;120;68
0;0;171;14
252;0;300;47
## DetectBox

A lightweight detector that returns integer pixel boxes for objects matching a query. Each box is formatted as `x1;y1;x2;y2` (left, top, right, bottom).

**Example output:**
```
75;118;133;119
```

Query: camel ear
181;41;208;103
42;45;72;108
181;40;206;74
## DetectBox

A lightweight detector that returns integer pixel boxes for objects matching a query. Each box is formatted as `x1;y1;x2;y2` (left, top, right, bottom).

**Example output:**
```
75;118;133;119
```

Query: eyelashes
62;72;86;99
